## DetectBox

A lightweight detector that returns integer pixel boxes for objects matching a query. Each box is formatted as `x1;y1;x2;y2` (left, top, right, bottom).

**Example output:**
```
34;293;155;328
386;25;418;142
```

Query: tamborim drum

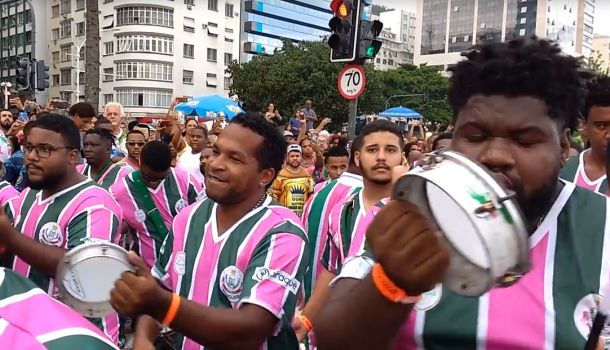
392;150;530;297
56;241;133;317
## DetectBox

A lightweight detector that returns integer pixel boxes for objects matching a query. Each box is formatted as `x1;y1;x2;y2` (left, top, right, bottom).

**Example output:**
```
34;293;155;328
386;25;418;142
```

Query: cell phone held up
18;111;28;122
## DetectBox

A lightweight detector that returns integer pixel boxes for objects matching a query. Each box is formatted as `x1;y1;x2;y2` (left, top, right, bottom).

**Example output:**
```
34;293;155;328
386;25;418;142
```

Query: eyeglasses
127;142;146;147
24;143;74;158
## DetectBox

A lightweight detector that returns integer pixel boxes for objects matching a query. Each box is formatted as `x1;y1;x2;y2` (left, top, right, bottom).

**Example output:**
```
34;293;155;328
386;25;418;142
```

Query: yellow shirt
269;168;314;216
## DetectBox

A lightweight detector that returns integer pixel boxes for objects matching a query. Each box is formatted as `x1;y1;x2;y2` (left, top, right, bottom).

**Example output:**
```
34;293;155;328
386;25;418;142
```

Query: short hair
26;113;80;150
127;120;138;131
68;102;96;119
358;119;405;150
185;117;198;126
192;126;208;137
84;127;116;146
584;76;610;120
448;37;591;132
230;113;287;174
94;116;111;127
140;141;171;171
160;133;173;144
0;108;12;115
7;135;19;152
325;146;349;163
127;130;146;139
349;135;362;166
104;102;124;117
432;132;453;151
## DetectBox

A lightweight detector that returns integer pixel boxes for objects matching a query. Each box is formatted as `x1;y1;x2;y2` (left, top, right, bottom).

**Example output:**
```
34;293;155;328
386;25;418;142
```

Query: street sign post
338;64;366;100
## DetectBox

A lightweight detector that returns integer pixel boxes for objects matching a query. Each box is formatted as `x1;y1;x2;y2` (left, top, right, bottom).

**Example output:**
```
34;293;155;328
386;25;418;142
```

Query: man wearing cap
284;130;296;144
269;144;314;216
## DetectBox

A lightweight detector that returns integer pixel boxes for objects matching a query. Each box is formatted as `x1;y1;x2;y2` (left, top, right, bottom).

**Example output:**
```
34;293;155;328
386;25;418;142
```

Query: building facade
414;0;596;71
47;0;240;116
374;10;416;70
592;34;610;73
240;0;332;62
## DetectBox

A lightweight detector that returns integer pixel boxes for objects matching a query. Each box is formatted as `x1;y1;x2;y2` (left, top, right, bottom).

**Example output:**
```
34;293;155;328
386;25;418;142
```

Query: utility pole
347;98;358;141
69;39;86;104
85;0;100;111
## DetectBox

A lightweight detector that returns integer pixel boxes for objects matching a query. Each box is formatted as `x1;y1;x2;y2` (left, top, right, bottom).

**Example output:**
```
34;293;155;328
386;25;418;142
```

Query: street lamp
0;82;12;109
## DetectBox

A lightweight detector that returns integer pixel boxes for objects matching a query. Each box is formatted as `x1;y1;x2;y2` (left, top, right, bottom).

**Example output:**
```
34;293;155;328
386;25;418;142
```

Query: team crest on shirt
220;266;244;305
39;222;64;247
196;191;207;202
415;283;442;311
134;209;146;223
175;199;188;213
573;293;610;339
174;251;186;276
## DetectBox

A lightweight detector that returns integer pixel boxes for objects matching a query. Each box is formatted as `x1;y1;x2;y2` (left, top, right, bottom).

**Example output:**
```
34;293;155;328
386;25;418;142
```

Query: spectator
284;130;296;144
3;135;25;191
269;144;314;216
287;110;305;137
301;99;318;130
103;102;127;159
324;146;349;181
264;103;282;125
300;138;317;175
68;102;96;133
177;126;207;184
432;132;453;151
133;123;151;142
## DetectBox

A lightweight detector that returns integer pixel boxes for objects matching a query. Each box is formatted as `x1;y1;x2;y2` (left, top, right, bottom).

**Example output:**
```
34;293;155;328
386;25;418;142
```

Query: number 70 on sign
338;64;366;100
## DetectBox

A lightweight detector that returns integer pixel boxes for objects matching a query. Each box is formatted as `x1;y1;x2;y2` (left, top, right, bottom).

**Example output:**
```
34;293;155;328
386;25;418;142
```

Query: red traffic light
330;0;353;19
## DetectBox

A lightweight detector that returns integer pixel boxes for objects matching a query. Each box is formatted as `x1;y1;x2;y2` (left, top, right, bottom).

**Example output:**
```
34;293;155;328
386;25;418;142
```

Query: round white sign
338;64;366;100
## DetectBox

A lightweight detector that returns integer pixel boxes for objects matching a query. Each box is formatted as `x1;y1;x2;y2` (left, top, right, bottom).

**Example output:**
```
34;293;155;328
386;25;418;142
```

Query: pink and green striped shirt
0;180;19;224
152;196;308;350
77;163;132;190
0;267;118;349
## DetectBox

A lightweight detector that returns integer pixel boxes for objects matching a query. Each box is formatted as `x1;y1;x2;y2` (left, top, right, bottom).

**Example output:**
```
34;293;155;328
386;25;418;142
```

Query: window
52;5;60;17
60;69;71;85
208;0;218;11
116;34;174;54
207;48;217;62
79;72;85;85
104;41;114;55
61;45;71;62
453;6;459;12
520;6;527;13
60;0;71;14
225;28;234;33
60;20;72;39
103;94;114;105
185;0;194;5
52;28;59;40
116;6;174;28
102;15;114;29
519;28;526;36
52;74;60;86
183;44;194;58
76;0;85;11
116;88;173;108
224;76;231;90
116;61;173;81
79;48;85;60
224;52;233;65
206;73;217;87
183;70;194;84
183;17;195;32
451;36;457;43
225;3;234;17
103;68;114;82
464;35;469;42
520;18;526;24
52;51;60;64
60;92;72;102
76;22;85;36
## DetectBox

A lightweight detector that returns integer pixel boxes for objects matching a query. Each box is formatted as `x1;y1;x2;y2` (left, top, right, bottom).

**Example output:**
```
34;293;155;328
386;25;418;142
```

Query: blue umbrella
379;106;422;119
174;95;243;120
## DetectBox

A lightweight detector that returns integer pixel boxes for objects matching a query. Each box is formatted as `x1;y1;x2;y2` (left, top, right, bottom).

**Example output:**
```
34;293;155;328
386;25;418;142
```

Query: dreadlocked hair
84;127;117;147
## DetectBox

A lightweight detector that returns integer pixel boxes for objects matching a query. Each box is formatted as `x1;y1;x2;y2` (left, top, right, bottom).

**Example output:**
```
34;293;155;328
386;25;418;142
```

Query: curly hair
84;127;117;146
230;113;287;175
448;37;592;132
584;75;610;120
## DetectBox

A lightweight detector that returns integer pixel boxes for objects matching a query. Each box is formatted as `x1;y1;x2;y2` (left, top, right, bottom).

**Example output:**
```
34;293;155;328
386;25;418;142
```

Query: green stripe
553;187;607;348
559;155;580;183
125;178;165;254
339;194;360;259
163;172;182;217
422;289;479;350
0;267;38;298
43;334;116;350
99;166;123;190
187;181;199;203
66;211;89;249
0;181;10;191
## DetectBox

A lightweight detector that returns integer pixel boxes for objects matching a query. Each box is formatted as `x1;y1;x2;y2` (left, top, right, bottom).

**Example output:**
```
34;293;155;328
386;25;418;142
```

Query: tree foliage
587;50;610;77
227;41;452;130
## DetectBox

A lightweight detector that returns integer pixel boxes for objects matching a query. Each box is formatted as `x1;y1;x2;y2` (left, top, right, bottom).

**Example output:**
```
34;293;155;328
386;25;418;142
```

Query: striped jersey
0;180;19;224
0;267;118;350
323;192;387;275
560;150;608;194
337;182;610;349
300;172;362;301
110;167;203;269
77;162;132;190
9;179;123;344
152;196;308;350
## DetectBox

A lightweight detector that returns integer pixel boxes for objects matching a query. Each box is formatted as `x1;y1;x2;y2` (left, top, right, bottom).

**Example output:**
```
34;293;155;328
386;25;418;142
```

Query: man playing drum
314;37;610;349
110;113;308;350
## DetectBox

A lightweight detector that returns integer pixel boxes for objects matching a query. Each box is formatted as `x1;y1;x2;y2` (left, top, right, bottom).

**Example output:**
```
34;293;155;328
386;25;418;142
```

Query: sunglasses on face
127;142;146;147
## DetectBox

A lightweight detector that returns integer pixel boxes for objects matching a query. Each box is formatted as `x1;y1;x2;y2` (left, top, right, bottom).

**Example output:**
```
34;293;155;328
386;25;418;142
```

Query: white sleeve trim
330;254;375;287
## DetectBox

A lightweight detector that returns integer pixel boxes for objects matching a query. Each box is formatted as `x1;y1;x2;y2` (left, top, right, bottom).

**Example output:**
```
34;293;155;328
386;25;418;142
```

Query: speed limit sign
338;64;366;100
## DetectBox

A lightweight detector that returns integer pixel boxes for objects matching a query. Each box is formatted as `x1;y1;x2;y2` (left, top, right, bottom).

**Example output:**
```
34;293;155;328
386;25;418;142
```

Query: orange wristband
372;263;421;304
161;293;181;326
298;314;313;332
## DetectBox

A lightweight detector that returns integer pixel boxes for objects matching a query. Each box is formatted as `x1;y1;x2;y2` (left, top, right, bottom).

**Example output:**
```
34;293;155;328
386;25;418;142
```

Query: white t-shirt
0;131;11;163
177;150;204;184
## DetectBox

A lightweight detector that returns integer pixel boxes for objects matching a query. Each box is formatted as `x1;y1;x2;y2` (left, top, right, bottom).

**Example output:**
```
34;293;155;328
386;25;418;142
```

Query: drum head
56;242;133;317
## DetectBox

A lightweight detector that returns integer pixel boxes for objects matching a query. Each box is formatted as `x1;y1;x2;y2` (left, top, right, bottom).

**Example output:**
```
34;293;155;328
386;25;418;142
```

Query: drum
56;241;133;317
392;150;530;297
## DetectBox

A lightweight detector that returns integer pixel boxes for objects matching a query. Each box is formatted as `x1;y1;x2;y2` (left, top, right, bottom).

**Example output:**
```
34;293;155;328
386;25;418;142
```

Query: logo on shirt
135;209;146;223
39;222;64;247
415;283;442;311
196;191;207;202
220;265;244;305
174;251;186;276
175;199;188;213
253;267;300;295
574;293;610;339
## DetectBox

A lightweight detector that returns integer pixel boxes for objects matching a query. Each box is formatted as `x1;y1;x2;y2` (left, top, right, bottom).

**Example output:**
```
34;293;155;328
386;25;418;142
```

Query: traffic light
35;60;49;91
328;0;361;63
357;18;383;60
16;58;30;90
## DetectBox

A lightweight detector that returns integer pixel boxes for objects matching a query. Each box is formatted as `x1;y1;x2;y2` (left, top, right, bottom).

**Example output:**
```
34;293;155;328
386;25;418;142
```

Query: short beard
512;176;559;233
361;165;391;185
28;171;64;191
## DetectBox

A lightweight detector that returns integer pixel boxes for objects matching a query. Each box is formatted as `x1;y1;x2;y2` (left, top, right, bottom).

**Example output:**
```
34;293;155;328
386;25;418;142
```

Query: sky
376;0;610;36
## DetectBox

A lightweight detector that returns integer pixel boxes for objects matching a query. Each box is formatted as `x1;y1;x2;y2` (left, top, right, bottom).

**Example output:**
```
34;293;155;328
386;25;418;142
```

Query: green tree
587;51;610;76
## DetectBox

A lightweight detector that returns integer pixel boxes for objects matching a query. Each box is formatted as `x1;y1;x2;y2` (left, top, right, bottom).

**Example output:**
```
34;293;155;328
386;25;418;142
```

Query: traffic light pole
347;97;358;141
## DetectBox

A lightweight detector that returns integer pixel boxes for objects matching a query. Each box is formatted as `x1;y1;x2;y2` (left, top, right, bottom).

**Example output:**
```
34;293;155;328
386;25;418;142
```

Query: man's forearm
314;276;412;350
301;268;335;319
134;315;162;345
3;226;64;278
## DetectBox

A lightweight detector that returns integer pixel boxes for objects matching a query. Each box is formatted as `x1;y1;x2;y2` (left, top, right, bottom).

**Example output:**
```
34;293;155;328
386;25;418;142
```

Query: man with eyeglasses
110;141;203;270
0;114;124;345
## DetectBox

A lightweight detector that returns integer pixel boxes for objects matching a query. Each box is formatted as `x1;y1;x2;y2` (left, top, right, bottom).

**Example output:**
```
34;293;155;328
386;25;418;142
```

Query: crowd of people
0;36;609;350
